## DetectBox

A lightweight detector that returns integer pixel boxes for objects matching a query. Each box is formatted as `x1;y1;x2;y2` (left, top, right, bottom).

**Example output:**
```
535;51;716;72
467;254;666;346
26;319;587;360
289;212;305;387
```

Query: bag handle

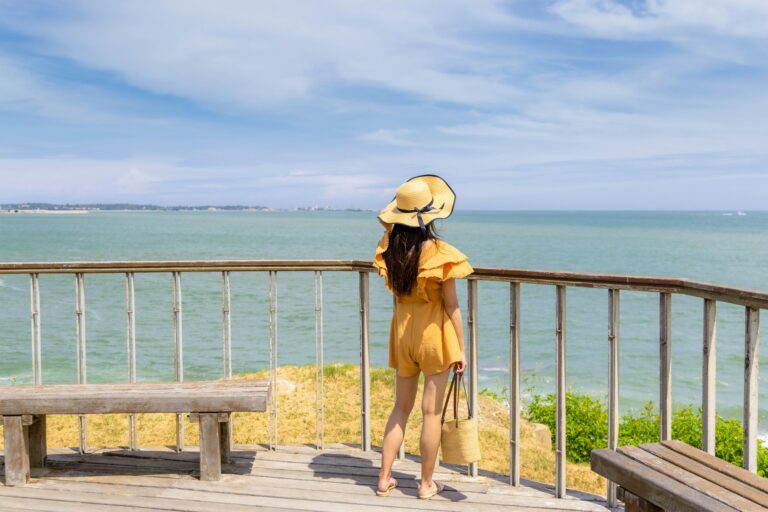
441;371;456;426
440;370;473;427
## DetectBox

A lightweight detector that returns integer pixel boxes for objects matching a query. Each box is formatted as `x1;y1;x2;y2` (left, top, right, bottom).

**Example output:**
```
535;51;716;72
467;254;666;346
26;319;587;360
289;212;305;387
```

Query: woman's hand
454;352;467;374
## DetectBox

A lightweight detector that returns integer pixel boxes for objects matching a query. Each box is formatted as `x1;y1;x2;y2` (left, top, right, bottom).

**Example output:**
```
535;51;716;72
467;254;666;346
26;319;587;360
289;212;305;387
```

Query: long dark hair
383;222;439;296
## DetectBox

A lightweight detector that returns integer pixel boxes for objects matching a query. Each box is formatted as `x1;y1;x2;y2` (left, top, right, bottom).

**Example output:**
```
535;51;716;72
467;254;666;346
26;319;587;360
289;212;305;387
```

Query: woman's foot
376;476;398;496
418;480;443;499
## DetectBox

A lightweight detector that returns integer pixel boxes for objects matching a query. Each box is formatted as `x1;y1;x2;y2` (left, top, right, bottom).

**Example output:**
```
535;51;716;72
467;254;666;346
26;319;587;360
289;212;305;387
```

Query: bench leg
3;416;30;486
219;414;231;465
618;487;664;512
28;415;47;468
199;413;221;481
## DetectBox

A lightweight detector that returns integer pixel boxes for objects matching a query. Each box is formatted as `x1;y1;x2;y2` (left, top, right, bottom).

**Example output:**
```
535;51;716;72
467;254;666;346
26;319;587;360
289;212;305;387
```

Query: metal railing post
126;272;138;450
222;271;232;378
743;307;760;473
555;285;566;498
268;271;279;450
359;271;371;452
221;271;233;450
172;272;184;452
659;293;672;441
75;273;88;453
314;271;325;451
702;299;717;455
467;279;479;478
607;289;620;506
509;282;521;486
30;273;41;385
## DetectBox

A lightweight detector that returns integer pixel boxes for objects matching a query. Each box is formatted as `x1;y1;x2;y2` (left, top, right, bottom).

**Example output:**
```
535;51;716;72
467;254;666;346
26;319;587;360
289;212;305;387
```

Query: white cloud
438;98;768;165
0;158;168;202
0;52;104;120
0;0;520;109
360;129;414;146
0;156;395;207
551;0;768;39
0;1;767;210
116;167;160;194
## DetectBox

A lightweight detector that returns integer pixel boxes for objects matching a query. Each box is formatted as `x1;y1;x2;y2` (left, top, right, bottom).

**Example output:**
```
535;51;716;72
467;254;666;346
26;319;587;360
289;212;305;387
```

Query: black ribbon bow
396;198;443;233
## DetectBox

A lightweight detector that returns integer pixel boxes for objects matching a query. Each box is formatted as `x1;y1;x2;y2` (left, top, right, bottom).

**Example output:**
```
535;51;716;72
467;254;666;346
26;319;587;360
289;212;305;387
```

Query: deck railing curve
0;260;764;506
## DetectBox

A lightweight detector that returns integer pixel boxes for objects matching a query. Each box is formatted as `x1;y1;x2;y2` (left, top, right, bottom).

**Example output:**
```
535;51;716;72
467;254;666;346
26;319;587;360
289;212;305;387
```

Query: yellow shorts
388;299;462;377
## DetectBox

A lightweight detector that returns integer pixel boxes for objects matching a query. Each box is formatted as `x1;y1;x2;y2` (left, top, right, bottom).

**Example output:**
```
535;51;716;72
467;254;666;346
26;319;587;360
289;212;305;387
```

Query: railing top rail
1;259;766;309
0;260;371;274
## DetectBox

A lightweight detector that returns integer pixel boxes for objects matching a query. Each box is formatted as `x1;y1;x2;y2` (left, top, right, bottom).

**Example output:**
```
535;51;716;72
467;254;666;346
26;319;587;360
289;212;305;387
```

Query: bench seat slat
0;380;268;394
662;440;768;495
591;448;739;512
640;443;768;509
618;446;768;512
0;380;269;416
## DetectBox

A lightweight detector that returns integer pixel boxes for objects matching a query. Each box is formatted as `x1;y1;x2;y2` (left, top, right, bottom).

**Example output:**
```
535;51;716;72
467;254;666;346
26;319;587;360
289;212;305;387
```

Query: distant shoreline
0;209;90;215
0;203;763;214
0;204;372;213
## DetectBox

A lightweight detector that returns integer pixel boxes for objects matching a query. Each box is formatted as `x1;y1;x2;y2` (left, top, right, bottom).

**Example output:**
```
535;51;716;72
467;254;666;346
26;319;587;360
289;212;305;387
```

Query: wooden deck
0;444;615;511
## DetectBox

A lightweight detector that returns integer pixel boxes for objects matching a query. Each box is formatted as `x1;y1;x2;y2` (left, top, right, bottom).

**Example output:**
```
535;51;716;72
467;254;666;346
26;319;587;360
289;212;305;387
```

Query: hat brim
377;174;456;227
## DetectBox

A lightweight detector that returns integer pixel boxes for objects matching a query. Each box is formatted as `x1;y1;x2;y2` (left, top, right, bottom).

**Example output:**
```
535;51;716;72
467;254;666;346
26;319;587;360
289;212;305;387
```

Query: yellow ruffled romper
373;231;474;377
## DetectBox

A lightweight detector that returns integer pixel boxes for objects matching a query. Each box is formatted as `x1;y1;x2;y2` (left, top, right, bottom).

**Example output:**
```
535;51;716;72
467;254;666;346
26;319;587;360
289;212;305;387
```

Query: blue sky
0;0;766;209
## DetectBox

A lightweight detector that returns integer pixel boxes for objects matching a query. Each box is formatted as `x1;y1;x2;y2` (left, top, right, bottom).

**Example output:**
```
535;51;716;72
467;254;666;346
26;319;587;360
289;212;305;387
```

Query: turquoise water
0;210;766;434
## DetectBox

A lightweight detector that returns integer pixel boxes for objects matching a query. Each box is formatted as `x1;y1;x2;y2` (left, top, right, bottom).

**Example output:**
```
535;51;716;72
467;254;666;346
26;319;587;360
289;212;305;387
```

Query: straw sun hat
378;174;456;231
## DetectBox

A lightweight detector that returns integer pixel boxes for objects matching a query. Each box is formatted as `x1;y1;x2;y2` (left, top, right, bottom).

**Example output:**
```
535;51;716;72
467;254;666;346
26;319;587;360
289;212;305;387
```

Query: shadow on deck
1;444;617;511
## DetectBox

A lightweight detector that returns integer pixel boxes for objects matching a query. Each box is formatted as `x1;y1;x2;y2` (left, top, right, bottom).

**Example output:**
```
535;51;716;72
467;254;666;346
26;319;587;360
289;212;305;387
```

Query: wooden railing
0;260;764;506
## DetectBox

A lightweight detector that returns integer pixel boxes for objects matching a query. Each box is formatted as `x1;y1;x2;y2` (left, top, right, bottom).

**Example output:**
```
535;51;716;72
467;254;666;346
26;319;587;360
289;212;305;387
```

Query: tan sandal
376;478;397;496
418;481;444;500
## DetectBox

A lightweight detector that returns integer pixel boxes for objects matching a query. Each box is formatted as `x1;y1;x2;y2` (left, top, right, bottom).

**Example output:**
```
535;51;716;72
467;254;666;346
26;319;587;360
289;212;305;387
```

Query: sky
0;0;767;210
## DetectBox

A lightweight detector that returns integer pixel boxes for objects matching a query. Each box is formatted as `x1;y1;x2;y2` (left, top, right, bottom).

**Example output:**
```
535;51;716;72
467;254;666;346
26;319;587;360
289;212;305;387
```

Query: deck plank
36;473;607;511
1;445;611;511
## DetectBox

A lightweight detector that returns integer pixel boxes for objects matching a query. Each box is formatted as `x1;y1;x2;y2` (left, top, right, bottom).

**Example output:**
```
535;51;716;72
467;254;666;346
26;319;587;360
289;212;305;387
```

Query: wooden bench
591;440;768;511
0;379;270;486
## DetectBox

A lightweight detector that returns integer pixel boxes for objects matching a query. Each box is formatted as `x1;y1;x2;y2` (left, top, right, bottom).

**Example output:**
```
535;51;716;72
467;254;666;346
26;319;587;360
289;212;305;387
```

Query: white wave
481;367;509;373
0;278;23;291
759;433;768;446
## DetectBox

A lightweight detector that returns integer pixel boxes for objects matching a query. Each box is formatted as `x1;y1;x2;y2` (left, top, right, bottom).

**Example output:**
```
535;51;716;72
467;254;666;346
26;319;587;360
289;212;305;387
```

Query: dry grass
0;364;606;495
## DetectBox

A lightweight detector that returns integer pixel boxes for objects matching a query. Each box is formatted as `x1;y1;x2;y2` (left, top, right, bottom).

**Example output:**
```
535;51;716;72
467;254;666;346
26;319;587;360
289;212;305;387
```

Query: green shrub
716;415;745;468
617;401;658;446
758;443;768;479
525;392;768;477
527;392;608;463
479;386;508;403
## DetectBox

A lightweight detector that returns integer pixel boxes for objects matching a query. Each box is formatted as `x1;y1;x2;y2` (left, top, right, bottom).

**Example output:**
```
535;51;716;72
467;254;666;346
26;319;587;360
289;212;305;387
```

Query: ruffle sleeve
372;223;392;284
411;241;473;300
417;241;474;283
373;229;473;299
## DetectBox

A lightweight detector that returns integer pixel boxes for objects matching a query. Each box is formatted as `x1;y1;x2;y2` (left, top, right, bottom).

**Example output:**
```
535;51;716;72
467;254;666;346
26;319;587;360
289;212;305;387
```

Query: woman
372;175;473;500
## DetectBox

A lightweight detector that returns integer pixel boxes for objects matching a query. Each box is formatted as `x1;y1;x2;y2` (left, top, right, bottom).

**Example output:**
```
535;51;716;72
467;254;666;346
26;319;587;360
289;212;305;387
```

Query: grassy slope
0;364;606;495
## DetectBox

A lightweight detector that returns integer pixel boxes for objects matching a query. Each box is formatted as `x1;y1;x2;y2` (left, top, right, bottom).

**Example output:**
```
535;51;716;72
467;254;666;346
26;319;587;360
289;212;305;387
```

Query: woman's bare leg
378;372;419;493
419;368;450;497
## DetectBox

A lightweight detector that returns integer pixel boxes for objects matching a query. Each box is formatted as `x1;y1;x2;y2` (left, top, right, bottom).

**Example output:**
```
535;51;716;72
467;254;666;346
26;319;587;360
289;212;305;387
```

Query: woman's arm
442;278;466;373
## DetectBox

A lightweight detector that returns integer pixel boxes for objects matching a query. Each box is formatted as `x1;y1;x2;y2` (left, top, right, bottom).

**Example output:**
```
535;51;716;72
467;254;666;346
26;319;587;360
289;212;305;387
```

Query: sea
0;210;766;436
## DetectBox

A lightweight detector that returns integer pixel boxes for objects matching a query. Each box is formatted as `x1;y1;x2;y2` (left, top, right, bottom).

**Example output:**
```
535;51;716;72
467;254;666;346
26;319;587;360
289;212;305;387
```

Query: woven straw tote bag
440;371;481;465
